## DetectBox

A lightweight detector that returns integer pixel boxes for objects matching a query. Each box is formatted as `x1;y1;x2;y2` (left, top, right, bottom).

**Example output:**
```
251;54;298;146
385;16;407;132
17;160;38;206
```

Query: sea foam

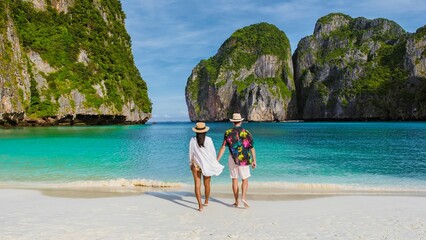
0;178;186;190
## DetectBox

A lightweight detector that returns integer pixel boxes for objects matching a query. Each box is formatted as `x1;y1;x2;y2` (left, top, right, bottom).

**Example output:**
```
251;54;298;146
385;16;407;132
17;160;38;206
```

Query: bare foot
241;199;250;208
198;204;204;211
203;201;209;206
232;202;238;207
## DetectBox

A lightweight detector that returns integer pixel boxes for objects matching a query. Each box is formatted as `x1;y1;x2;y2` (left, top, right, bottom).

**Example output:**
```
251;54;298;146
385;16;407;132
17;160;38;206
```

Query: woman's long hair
196;132;206;148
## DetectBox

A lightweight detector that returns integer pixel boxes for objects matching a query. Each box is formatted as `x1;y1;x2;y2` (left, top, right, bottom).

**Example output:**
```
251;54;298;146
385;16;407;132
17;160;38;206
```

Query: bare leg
232;178;239;207
191;166;203;211
241;178;249;208
203;176;211;205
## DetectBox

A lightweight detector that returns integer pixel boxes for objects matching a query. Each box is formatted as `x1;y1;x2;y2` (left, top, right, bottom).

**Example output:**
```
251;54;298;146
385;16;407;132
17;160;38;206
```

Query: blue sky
120;0;426;122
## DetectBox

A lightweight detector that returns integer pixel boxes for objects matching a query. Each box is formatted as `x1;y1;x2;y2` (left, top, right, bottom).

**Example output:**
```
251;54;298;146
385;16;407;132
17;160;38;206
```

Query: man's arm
250;147;256;169
217;141;227;161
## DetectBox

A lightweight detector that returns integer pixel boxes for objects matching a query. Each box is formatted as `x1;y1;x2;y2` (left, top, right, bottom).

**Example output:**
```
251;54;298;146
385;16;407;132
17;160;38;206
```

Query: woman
189;122;224;211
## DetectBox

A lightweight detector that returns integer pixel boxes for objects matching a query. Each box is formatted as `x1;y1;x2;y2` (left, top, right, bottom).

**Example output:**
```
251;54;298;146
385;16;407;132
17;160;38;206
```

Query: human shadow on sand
207;197;233;207
146;191;233;211
146;191;197;210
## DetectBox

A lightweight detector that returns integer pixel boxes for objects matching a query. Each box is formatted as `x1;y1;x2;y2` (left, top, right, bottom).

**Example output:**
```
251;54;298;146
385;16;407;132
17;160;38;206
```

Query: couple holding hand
189;113;257;211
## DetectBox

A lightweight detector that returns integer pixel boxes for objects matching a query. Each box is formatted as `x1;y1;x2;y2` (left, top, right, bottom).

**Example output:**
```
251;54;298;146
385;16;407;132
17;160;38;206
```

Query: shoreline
2;182;426;200
0;113;150;127
36;188;426;201
2;177;426;199
2;119;426;128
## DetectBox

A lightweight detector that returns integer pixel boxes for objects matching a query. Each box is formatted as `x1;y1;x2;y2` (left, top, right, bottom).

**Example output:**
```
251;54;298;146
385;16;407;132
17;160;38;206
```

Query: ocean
1;122;426;193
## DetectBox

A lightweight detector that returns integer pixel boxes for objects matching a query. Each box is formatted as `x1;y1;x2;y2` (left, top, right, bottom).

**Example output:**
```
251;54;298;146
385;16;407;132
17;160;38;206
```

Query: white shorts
228;156;251;179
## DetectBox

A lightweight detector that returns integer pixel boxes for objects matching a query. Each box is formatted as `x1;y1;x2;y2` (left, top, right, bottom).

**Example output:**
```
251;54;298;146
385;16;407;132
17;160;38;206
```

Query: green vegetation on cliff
0;1;7;31
413;25;426;39
294;12;426;119
226;23;291;65
192;23;291;82
0;1;14;62
8;0;151;116
27;61;57;117
317;13;352;25
354;40;409;94
308;13;410;98
187;22;292;103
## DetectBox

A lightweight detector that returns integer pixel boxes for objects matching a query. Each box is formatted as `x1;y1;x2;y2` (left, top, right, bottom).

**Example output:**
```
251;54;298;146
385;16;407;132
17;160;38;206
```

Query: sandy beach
1;188;426;240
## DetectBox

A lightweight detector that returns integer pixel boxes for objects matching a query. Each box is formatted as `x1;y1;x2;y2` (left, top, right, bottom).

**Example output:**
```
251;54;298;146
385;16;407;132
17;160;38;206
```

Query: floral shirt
223;127;254;166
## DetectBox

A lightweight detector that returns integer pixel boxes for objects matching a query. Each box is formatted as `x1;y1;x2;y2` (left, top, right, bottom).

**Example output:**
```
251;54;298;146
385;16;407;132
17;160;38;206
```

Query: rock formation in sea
185;14;426;121
185;22;296;122
293;13;426;120
0;0;151;126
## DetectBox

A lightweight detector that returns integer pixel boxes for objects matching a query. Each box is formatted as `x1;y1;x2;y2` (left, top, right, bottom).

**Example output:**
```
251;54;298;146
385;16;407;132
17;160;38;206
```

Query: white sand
1;189;426;240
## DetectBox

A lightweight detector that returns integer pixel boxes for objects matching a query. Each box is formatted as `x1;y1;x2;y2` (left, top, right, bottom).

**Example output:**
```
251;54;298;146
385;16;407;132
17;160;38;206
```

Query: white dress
189;136;224;176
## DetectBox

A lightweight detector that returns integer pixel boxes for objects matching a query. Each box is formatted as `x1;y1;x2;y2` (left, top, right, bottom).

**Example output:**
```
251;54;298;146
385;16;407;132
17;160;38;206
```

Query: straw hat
192;122;210;133
230;113;244;122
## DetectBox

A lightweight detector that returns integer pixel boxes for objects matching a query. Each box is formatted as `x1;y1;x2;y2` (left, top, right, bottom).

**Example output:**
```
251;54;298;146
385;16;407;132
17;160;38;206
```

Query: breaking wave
0;178;186;190
244;181;426;195
61;178;185;188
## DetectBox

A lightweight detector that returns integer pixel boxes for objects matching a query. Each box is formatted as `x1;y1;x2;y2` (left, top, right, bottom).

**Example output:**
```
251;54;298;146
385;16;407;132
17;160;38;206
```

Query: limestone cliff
0;0;151;126
185;23;296;122
403;25;426;118
293;13;426;120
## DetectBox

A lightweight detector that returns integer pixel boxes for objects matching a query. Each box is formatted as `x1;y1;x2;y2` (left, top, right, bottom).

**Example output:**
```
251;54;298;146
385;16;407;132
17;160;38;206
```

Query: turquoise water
1;122;426;191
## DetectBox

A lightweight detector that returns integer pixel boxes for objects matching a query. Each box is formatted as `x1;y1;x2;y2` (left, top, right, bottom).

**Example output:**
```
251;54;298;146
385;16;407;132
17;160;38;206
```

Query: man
217;113;256;208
